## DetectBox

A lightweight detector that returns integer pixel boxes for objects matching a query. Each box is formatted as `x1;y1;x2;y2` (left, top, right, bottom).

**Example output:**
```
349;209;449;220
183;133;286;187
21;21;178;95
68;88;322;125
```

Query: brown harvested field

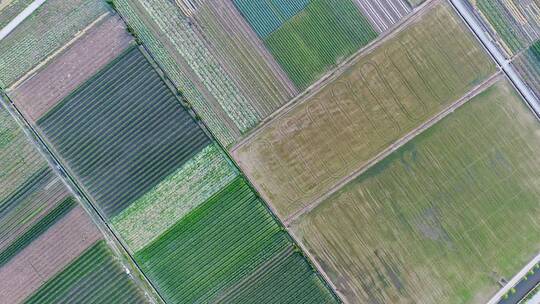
290;79;540;304
0;205;102;303
9;14;133;122
232;1;496;219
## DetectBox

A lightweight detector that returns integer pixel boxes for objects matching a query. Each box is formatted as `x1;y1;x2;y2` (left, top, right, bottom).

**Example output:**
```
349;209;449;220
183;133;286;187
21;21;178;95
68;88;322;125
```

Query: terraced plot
291;79;540;304
135;177;337;303
513;40;540;99
24;240;147;303
9;14;133;122
38;47;210;218
0;0;110;87
234;1;496;218
469;0;540;54
263;0;379;88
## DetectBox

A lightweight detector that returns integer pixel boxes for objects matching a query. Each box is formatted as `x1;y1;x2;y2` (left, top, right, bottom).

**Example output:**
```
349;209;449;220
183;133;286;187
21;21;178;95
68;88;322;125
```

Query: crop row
24;240;147;303
234;1;496;218
0;0;109;87
291;79;540;304
263;0;378;89
38;47;210;218
111;144;239;252
114;0;239;146
513;40;540;100
135;177;337;303
474;0;540;54
0;0;34;30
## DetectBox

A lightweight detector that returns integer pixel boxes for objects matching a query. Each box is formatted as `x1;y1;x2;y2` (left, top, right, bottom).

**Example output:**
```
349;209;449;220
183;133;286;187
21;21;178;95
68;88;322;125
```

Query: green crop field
264;0;378;89
0;106;47;204
513;40;540;98
38;47;211;218
471;0;540;54
114;0;240;146
234;1;496;219
24;240;147;303
0;0;109;88
291;79;540;304
111;144;238;252
135;177;337;303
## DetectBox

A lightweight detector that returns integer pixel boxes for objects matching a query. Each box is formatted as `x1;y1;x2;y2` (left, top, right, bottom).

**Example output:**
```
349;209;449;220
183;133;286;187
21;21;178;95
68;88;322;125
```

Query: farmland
111;144;239;252
469;0;540;54
193;0;298;119
0;205;103;303
24;240;147;303
263;0;379;88
0;107;47;203
9;14;133;122
135;177;337;303
0;0;34;29
38;47;211;218
233;1;496;219
351;0;411;33
116;0;262;134
513;40;540;99
114;0;240;146
0;0;110;87
290;79;540;304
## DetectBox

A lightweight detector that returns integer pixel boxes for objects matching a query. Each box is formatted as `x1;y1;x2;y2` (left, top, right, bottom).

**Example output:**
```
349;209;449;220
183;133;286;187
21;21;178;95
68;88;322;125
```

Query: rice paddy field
513;40;540;98
468;0;540;55
290;79;540;304
0;0;110;88
8;14;134;122
233;1;496;219
0;102;148;303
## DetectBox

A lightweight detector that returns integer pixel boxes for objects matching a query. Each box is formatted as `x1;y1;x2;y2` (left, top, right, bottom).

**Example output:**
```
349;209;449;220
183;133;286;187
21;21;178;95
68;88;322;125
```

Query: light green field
234;1;496;219
0;107;47;203
291;79;540;304
111;144;238;252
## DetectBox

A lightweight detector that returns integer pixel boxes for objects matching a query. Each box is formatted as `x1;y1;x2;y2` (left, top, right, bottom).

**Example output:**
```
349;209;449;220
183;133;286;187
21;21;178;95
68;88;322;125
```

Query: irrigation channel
498;263;540;304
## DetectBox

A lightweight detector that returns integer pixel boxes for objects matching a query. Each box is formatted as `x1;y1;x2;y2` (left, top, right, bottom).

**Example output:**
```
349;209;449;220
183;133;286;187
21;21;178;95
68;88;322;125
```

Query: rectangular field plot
9;14;133;122
468;0;540;54
263;0;378;89
233;1;496;219
0;106;47;204
291;79;540;304
0;0;109;88
24;240;147;303
111;144;238;252
513;40;540;98
37;47;211;218
0;0;34;30
135;177;337;304
352;0;411;33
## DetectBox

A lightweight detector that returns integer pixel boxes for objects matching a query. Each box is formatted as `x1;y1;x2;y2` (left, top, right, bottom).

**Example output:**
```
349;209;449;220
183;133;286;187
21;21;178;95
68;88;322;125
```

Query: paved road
498;263;540;304
0;0;47;41
448;0;540;115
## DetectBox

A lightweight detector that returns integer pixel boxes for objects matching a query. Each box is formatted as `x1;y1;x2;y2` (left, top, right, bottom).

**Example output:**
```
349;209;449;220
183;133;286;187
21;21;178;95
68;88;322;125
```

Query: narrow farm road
448;0;540;116
0;0;47;41
284;72;502;226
